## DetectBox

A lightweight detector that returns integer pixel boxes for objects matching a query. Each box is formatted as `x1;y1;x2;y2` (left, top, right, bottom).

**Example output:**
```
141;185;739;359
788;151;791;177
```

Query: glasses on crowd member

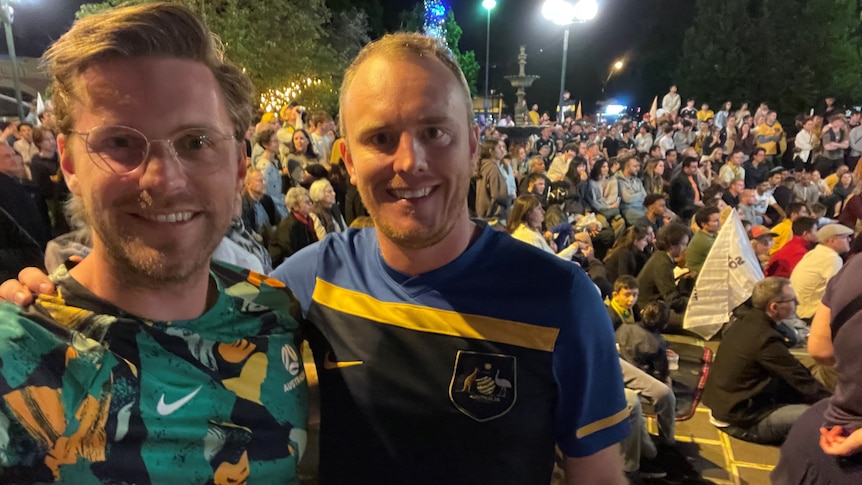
72;125;236;175
774;298;799;305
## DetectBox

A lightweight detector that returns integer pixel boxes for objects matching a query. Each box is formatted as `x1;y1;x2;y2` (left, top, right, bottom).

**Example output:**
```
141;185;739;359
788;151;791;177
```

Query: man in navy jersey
2;31;629;485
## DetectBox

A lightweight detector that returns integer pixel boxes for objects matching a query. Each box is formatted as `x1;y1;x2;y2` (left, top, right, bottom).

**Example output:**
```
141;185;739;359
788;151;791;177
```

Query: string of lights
258;77;324;113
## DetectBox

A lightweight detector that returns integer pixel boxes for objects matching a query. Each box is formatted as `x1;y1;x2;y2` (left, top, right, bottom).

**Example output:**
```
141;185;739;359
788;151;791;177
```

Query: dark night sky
1;0;691;116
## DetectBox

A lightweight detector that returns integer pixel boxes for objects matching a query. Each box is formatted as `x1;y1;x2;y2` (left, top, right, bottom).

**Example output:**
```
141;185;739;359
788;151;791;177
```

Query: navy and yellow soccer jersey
0;263;307;484
272;223;629;484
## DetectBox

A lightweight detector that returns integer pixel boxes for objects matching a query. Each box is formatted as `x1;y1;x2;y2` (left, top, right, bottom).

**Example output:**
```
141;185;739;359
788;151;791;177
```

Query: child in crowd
606;275;640;331
616;300;672;384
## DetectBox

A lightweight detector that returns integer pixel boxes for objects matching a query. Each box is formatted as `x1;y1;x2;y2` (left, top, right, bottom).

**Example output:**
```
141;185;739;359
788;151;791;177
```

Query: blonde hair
308;178;332;203
42;2;253;140
338;31;473;136
285;186;310;211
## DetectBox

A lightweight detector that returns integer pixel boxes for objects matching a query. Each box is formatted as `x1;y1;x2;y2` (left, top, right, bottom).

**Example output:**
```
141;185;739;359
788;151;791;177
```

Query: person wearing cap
765;217;819;278
790;223;853;321
703;277;831;444
750;225;779;269
770;202;810;255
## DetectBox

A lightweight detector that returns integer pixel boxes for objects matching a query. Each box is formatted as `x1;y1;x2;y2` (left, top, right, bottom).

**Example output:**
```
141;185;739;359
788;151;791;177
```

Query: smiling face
340;54;478;249
293;130;309;153
59;57;244;286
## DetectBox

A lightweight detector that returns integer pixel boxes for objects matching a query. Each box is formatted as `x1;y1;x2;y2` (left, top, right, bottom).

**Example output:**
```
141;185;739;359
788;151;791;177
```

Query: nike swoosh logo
323;352;363;370
157;386;202;416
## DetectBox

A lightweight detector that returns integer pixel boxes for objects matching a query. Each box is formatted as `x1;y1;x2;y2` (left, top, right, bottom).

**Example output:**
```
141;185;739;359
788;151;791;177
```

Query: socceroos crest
449;351;516;422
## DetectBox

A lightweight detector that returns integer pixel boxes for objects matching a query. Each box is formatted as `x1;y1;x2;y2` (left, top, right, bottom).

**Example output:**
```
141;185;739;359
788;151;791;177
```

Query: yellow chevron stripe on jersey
312;278;559;352
576;407;629;439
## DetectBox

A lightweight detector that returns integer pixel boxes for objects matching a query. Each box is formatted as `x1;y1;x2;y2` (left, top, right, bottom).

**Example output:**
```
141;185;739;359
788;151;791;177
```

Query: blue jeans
721;404;810;444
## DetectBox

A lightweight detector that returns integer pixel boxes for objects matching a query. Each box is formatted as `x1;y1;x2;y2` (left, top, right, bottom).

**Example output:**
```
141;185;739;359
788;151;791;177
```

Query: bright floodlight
482;0;497;11
543;0;598;26
614;60;624;70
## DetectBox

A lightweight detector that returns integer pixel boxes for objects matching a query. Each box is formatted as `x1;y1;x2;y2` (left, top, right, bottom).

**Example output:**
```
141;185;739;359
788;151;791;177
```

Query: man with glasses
790;223;854;322
703;277;831;444
0;4;307;483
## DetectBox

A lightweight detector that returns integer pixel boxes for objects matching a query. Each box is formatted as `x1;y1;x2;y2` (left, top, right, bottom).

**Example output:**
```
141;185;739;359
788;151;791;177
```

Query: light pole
0;0;24;121
601;59;624;94
542;0;598;122
482;0;496;122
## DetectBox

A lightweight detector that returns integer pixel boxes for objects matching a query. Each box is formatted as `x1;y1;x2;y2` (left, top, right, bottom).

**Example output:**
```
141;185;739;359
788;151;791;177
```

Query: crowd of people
1;2;862;483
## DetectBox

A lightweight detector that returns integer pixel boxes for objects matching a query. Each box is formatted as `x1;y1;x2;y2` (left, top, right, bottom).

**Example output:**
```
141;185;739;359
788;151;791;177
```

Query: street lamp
542;0;598;122
0;0;24;121
602;59;624;94
482;0;496;122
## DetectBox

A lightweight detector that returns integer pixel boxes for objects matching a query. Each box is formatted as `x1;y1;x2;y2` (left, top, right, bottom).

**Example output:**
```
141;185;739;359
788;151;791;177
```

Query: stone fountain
504;46;541;127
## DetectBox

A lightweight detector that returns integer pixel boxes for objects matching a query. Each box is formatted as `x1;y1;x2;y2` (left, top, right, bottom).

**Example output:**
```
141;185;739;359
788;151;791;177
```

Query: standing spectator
820;115;850;176
756;111;784;165
309;111;335;166
703;277;830;444
669;157;702;219
254;128;288;218
765;217;819;278
12;122;38;166
715;101;732;129
734;103;752;127
795;116;817;170
661;85;681;116
790;223;853;321
680;99;697;121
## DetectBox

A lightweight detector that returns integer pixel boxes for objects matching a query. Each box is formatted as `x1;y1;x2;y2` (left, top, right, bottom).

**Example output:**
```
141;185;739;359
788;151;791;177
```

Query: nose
392;133;427;174
138;140;189;194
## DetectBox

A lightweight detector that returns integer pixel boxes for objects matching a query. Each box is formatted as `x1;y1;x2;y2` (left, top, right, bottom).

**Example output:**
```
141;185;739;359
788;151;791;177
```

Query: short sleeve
552;268;630;457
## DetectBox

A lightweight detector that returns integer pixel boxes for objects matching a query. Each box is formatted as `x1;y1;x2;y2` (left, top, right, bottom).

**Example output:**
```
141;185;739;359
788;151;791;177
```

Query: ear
341;140;357;185
235;142;247;193
58;133;81;196
468;121;480;174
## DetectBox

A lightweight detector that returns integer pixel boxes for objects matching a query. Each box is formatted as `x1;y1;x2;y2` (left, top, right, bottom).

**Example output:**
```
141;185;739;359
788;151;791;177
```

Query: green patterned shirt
0;263;307;484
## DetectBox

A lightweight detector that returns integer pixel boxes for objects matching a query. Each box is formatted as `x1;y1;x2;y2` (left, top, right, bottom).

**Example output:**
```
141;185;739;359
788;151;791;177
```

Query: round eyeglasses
71;125;236;175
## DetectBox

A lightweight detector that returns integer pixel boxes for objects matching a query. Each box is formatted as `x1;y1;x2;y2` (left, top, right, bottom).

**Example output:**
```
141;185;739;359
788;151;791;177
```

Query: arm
808;303;834;365
759;337;830;402
563;445;626;485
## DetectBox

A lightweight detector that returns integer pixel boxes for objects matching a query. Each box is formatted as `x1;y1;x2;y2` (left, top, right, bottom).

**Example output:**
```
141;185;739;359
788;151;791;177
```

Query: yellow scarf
610;299;635;325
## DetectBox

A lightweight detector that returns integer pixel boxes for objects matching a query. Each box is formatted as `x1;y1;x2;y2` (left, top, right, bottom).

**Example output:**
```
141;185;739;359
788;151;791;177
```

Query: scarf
610;299;635;325
293;211;319;244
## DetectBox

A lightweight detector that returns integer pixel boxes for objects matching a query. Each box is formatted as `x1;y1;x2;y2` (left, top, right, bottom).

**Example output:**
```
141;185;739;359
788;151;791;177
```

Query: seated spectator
547;142;577;182
837;181;862;229
830;171;855;216
722;178;744;208
607;275;640;331
773;249;862;483
790;223;853;321
637;194;668;234
308;179;347;240
771;202;810;255
686;206;721;274
775;176;798;212
765;217;818;278
241;167;278;243
617;300;671;384
810;201;834;227
517;155;551;198
586;159;621;221
750;225;778;270
737;188;761;225
640;158;666;195
604;223;653;283
521;172;549;206
507;194;579;260
268;186;317;267
754;179;786;226
718;151;746;188
617;155;648;224
703;277;831;444
793;171;820;206
618;364;670;481
637;223;691;333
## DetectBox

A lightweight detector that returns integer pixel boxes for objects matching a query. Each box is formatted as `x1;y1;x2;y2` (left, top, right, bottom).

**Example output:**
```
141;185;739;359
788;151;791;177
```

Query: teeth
141;212;194;223
391;187;431;199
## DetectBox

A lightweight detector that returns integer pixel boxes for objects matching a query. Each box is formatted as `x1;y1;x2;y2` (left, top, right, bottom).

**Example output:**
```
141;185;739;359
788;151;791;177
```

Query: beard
357;178;469;251
81;191;228;289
